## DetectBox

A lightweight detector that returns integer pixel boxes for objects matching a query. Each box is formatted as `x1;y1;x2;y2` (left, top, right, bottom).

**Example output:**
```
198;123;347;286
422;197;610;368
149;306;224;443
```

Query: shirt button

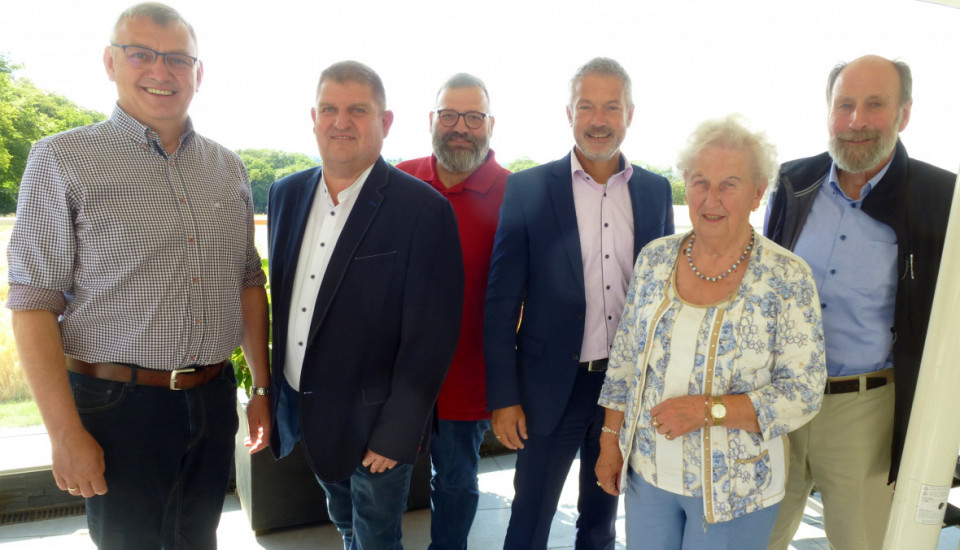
188;237;195;243
310;274;316;279
195;319;201;324
821;303;827;309
851;203;857;208
572;354;580;361
301;307;307;312
608;315;613;320
330;211;335;216
606;285;611;290
169;161;175;167
320;242;325;247
840;235;847;240
829;269;836;275
192;277;199;283
605;254;610;259
179;197;186;203
604;223;609;227
298;341;304;346
190;355;196;360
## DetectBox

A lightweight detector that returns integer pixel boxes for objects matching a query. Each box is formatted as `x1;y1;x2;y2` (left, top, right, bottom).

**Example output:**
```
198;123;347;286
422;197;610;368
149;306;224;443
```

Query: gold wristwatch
710;395;727;426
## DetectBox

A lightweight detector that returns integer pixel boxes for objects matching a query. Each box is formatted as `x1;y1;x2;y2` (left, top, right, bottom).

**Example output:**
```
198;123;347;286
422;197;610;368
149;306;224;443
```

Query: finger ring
652;418;659;427
495;435;501;440
666;434;673;441
67;487;79;492
596;480;603;487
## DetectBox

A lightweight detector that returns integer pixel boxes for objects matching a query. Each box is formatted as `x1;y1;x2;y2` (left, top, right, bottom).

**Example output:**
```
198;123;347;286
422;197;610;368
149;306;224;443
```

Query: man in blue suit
484;57;675;550
267;60;464;549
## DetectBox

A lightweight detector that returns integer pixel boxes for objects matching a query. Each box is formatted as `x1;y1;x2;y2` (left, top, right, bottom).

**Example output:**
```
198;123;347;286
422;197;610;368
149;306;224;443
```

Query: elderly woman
594;115;825;549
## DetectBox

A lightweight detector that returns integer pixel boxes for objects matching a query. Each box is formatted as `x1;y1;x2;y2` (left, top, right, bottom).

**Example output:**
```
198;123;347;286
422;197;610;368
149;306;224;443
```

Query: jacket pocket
731;449;771;498
362;384;391;405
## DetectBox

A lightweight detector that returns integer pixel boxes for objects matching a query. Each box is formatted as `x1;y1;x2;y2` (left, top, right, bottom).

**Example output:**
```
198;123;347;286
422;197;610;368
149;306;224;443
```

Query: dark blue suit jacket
267;157;464;482
484;153;674;435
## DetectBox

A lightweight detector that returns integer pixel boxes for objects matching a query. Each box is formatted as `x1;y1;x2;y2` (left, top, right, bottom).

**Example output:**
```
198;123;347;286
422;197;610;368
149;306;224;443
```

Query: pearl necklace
685;232;755;283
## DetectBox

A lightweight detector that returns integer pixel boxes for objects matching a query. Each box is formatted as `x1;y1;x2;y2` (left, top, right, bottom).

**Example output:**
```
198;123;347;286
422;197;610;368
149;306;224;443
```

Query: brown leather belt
66;357;227;390
579;358;608;372
824;369;894;395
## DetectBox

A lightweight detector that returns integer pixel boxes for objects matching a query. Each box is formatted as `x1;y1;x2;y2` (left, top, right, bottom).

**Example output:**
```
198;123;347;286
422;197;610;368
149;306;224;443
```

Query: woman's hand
595;435;624;496
649;395;707;440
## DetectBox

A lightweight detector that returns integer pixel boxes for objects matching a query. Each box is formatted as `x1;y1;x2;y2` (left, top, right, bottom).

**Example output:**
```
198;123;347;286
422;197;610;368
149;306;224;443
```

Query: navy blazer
267;157;464;482
484;153;674;435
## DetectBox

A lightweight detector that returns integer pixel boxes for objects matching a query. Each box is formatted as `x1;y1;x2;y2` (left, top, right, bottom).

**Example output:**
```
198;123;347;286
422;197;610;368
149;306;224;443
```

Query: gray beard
433;131;490;174
828;130;898;174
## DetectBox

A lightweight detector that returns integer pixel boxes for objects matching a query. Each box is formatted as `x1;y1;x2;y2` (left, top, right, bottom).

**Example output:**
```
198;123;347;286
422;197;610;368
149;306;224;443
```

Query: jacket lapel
547;153;585;291
306;157;389;344
277;167;323;318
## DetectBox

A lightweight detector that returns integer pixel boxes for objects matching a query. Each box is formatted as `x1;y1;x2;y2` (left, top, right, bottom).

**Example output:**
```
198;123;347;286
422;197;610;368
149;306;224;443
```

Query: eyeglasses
111;44;198;74
435;110;490;129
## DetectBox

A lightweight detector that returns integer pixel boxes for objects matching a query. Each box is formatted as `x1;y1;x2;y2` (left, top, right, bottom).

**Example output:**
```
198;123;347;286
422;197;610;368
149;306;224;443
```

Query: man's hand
243;394;271;453
51;428;108;498
491;404;528;450
362;449;398;474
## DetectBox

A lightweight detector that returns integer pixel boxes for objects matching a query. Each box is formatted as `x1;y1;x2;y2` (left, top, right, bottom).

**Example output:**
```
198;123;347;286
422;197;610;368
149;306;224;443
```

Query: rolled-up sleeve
6;139;74;314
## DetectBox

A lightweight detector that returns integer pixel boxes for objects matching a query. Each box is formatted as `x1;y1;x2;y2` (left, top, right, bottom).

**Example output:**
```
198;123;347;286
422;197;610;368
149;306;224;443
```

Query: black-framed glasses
111;44;198;73
435;109;490;129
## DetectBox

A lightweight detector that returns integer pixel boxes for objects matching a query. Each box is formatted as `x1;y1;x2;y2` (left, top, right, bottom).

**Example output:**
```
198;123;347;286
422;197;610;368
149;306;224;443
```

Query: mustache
443;131;478;145
585;126;613;136
836;129;881;141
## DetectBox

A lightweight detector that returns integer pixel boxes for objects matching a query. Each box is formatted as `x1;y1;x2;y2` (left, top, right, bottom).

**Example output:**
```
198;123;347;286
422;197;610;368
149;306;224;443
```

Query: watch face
711;404;727;419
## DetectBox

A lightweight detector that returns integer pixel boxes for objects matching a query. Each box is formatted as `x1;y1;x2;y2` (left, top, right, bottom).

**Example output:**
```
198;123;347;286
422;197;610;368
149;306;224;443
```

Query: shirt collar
569;147;634;184
429;150;500;194
321;163;375;205
110;103;195;150
828;155;894;201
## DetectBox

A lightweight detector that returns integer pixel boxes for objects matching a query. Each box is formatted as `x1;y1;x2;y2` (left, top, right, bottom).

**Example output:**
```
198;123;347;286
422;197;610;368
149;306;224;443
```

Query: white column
883;169;960;549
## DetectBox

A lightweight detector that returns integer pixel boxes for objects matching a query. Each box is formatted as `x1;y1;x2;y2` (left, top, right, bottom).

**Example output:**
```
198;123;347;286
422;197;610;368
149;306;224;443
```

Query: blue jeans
625;469;780;550
318;461;414;550
428;419;490;550
70;367;238;549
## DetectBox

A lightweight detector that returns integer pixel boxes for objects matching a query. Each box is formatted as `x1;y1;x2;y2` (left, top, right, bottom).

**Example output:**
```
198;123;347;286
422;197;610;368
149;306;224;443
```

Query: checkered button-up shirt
7;105;266;370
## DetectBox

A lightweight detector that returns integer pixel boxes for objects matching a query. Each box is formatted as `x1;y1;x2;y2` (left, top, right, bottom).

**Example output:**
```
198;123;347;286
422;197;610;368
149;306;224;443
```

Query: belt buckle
587;360;603;372
169;367;196;390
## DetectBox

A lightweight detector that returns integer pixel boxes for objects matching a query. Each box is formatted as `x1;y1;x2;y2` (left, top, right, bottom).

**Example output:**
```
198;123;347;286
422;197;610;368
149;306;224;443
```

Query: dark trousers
504;369;618;550
70;367;238;549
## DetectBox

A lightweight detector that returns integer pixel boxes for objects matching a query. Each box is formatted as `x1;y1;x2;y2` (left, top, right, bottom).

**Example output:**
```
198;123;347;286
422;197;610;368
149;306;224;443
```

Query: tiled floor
2;450;960;549
2;424;959;549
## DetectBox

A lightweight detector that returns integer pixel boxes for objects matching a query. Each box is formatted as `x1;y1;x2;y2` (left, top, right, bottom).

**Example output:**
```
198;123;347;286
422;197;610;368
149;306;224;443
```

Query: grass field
0;225;30;408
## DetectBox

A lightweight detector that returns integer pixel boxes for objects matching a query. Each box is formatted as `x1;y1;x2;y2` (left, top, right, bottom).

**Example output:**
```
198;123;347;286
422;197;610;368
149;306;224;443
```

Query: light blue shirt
793;160;895;377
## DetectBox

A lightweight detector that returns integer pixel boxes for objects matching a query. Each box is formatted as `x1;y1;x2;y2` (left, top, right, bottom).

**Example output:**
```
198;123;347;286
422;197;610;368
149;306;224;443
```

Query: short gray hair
111;2;197;47
316;60;386;112
676;115;778;188
826;57;912;106
436;73;490;106
569;57;633;108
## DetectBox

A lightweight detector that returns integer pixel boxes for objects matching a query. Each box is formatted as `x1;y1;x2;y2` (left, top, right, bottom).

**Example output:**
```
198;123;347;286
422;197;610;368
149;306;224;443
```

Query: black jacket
765;140;955;481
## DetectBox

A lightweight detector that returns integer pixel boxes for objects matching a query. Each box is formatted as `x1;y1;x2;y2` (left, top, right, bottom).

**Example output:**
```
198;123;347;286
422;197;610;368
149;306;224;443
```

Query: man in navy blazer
485;58;674;549
267;61;464;549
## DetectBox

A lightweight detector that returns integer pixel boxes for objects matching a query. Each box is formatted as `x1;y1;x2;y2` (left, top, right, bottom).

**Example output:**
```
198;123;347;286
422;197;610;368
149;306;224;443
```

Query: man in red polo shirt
396;73;510;550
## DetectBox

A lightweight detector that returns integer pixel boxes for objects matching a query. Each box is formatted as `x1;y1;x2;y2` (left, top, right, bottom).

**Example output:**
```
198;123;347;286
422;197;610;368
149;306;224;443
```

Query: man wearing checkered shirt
5;3;270;549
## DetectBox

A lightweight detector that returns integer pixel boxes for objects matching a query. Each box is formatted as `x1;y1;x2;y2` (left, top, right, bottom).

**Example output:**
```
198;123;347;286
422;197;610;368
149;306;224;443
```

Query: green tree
236;148;318;213
640;163;686;205
0;55;106;214
506;157;539;173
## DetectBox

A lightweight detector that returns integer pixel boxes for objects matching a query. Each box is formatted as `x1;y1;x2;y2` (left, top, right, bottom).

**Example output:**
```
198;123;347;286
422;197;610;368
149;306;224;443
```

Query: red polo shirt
396;151;509;420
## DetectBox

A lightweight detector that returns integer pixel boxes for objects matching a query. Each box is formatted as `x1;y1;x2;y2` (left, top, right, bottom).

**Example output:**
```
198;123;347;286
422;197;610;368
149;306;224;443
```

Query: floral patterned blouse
599;232;825;523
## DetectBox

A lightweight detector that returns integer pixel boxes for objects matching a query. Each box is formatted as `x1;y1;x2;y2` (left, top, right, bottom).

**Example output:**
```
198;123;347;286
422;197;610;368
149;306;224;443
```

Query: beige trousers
768;382;895;550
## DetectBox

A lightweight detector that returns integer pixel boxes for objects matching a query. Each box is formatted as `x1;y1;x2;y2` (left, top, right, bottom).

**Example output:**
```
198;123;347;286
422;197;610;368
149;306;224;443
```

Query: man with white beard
765;54;957;550
396;73;509;550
